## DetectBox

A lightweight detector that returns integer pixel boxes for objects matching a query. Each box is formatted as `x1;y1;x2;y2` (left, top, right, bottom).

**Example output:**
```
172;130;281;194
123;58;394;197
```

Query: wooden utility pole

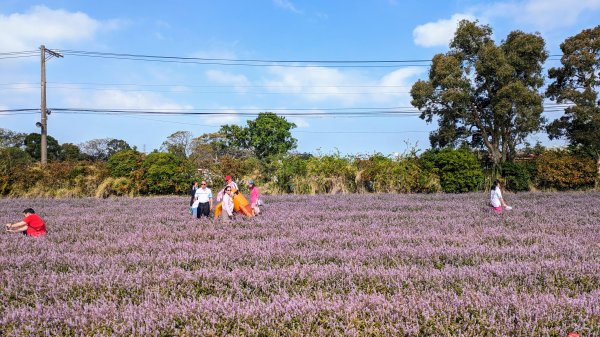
39;45;63;165
40;45;47;165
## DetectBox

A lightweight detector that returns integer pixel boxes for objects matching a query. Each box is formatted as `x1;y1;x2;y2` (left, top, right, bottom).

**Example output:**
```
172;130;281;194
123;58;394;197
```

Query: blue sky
1;0;599;155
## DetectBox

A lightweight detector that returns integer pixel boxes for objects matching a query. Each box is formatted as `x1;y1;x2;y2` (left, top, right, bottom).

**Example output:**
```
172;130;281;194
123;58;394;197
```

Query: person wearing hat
217;175;239;202
224;175;238;191
5;208;47;237
247;179;261;215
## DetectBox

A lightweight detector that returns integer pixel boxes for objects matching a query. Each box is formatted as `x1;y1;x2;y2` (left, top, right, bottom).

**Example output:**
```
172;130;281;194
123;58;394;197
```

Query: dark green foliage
106;139;131;157
421;148;484;193
546;25;600;188
354;153;438;193
107;149;144;178
141;152;192;194
501;162;531;191
80;138;130;161
273;154;310;193
60;143;83;161
23;133;62;161
411;20;548;165
0;147;33;195
220;112;297;160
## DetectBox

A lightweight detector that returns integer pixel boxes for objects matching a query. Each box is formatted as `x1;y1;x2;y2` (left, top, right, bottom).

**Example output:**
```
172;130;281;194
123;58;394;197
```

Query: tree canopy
546;25;600;188
410;20;548;166
23;133;62;161
81;138;130;161
160;131;193;158
220;112;297;160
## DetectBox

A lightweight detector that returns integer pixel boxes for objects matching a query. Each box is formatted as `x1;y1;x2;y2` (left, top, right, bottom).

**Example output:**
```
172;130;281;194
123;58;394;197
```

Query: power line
48;107;422;117
59;49;432;64
53;49;431;68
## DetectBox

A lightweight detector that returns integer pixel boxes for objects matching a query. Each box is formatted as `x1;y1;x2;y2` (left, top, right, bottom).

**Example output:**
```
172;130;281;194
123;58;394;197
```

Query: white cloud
482;0;600;29
61;88;193;111
262;66;424;106
200;107;240;125
262;66;364;104
272;0;302;14
206;70;250;92
288;116;309;128
0;5;120;53
413;13;476;47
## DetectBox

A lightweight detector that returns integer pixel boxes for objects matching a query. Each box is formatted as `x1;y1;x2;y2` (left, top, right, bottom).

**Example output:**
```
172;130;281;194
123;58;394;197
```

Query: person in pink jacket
247;179;261;215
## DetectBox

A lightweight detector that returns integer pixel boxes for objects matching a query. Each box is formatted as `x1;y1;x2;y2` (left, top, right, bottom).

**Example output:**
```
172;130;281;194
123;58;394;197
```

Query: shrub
140;153;196;195
354;153;437;193
107;149;144;178
305;155;356;194
272;154;310;194
536;150;595;190
501;162;531;192
421;148;484;193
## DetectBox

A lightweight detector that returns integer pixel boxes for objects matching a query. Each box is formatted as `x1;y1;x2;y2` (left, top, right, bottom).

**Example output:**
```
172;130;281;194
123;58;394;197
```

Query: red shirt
23;214;47;237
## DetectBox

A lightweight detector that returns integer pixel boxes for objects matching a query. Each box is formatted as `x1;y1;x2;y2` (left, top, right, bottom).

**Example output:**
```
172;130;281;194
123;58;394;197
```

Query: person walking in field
247;179;261;215
194;180;213;218
5;208;47;237
221;186;235;221
490;179;512;213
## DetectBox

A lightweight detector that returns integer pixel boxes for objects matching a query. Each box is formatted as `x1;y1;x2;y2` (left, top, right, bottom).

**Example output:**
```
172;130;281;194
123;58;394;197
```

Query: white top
222;193;234;216
490;188;502;208
194;187;212;203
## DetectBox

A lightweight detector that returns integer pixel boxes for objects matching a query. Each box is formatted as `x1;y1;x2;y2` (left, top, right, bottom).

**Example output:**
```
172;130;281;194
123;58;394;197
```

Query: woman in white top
221;186;235;221
490;179;511;213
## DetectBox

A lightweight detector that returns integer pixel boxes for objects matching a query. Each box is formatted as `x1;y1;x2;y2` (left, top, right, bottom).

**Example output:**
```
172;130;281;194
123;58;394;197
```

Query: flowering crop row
1;192;599;336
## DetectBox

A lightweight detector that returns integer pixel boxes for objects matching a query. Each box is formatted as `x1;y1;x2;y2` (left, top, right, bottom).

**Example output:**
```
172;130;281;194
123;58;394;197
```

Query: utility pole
39;45;63;165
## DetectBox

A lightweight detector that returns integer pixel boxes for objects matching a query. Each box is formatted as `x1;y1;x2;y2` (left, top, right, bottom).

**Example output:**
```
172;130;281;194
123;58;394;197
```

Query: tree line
1;21;599;196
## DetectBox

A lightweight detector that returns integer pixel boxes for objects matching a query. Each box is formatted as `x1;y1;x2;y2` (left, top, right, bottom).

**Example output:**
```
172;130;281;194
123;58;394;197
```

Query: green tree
107;149;144;178
0;147;32;195
80;138;130;161
0;128;26;148
420;148;484;193
106;139;131;157
141;152;191;194
60;143;82;161
160;131;193;158
23;133;61;161
220;112;297;160
410;20;548;168
546;25;600;189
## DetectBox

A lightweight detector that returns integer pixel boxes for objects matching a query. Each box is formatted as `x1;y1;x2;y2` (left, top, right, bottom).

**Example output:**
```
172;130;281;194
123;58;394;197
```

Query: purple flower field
1;192;599;336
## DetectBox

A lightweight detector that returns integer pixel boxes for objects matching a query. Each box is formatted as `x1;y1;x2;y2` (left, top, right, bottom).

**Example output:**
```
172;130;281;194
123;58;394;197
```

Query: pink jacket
249;186;260;206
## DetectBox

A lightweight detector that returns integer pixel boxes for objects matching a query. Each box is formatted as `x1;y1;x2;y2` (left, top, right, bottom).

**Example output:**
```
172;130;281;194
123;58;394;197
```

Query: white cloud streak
413;13;476;47
272;0;302;14
61;88;193;111
0;5;121;52
481;0;600;29
262;66;424;106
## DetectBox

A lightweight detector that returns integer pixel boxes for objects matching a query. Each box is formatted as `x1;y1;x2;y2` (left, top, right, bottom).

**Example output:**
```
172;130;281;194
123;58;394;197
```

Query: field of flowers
1;192;599;336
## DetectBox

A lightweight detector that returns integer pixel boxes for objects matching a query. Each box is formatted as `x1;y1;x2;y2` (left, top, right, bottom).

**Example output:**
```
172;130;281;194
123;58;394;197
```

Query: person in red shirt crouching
5;208;47;237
